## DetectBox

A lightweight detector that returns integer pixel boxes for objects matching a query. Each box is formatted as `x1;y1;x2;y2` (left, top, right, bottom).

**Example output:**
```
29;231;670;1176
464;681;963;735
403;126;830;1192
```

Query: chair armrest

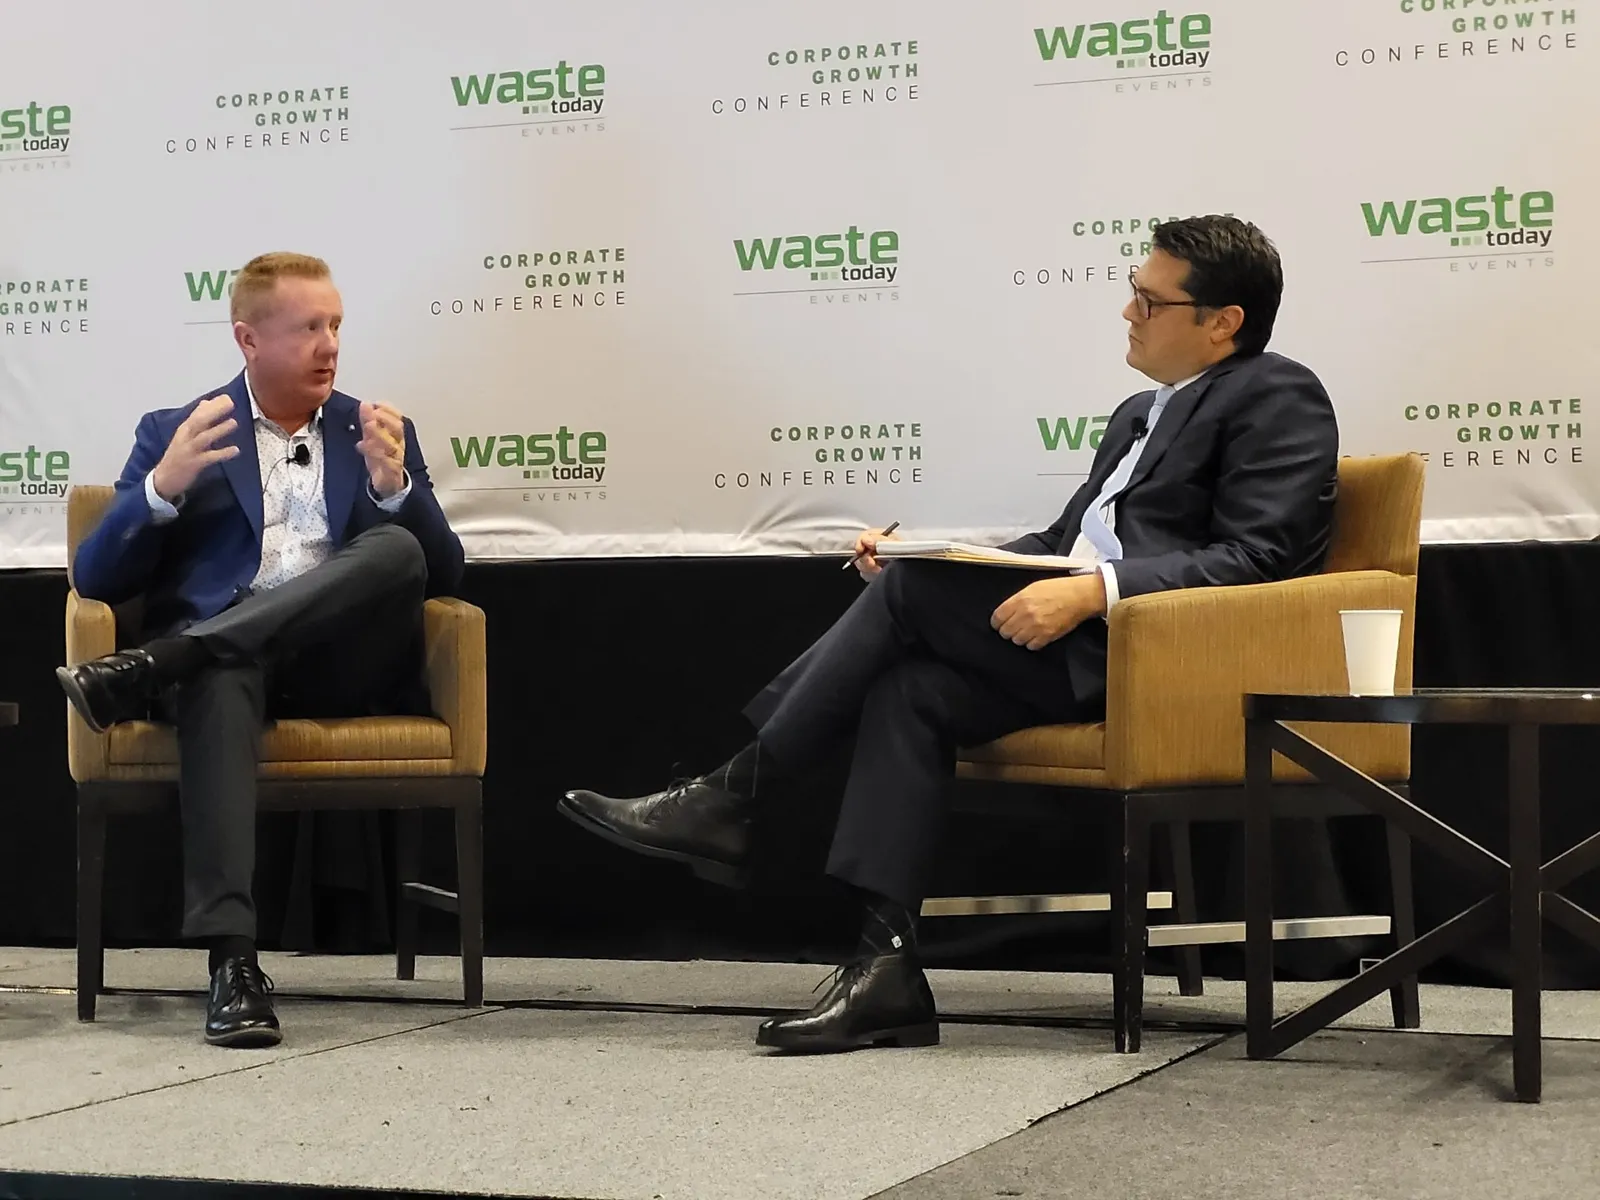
423;597;487;776
1104;570;1416;789
65;589;116;783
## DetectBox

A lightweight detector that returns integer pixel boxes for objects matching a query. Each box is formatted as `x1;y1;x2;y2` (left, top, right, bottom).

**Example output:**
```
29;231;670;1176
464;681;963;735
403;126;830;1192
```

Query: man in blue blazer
59;252;464;1047
561;216;1341;1055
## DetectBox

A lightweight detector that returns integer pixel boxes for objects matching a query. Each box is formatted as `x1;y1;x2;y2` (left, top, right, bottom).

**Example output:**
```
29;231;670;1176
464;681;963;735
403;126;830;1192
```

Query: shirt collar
1167;368;1206;395
243;371;321;432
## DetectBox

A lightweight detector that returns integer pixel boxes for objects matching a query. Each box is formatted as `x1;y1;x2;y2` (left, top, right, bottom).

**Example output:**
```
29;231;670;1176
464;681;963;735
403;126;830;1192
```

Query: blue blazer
73;371;466;636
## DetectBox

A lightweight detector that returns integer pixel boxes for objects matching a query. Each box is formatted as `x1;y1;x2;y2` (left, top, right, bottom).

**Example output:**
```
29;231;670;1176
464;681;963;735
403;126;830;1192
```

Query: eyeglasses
1129;279;1204;321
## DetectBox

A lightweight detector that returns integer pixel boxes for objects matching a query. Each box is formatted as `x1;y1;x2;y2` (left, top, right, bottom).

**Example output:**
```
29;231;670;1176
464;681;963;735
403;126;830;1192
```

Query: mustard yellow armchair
64;485;488;1017
934;453;1426;1051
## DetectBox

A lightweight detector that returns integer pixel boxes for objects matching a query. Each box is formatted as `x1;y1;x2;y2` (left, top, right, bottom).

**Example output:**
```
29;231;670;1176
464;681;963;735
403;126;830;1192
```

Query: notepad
871;540;1095;572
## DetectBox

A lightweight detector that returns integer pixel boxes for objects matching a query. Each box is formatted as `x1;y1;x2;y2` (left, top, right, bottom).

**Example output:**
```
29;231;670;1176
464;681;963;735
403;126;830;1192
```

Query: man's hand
852;526;901;579
991;573;1107;651
150;395;240;502
358;401;407;500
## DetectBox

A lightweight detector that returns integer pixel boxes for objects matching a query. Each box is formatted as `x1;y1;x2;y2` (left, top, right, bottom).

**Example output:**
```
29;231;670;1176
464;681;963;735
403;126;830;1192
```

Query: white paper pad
871;540;1094;572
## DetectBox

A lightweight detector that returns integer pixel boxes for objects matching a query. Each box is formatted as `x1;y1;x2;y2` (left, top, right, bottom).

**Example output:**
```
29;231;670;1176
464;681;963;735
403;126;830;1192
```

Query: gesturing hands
358;401;407;500
151;395;240;502
991;573;1108;651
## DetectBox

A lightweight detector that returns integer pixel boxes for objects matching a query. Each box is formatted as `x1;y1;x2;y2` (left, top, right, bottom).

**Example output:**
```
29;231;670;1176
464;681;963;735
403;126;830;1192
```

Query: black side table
1243;689;1600;1103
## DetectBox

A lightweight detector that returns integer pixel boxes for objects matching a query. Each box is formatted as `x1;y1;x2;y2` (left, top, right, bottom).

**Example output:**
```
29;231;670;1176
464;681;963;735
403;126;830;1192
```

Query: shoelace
247;965;276;995
223;962;275;1001
640;766;703;823
812;958;868;997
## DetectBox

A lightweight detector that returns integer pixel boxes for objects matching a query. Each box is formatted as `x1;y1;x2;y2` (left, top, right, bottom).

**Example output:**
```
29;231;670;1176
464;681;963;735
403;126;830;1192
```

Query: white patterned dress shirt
144;376;410;591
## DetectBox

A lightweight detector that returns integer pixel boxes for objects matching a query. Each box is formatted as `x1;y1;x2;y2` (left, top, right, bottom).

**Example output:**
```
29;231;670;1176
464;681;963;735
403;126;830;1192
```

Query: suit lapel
1120;359;1240;496
218;372;264;543
321;392;362;542
1092;394;1157;493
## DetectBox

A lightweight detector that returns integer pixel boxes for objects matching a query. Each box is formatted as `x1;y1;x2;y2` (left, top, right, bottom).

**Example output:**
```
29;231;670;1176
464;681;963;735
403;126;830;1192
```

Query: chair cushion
961;722;1104;769
108;717;452;771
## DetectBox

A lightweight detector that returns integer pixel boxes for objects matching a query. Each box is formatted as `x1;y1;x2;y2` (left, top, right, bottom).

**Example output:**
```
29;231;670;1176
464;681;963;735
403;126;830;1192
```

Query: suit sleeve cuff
144;472;181;524
1099;562;1121;614
370;472;412;513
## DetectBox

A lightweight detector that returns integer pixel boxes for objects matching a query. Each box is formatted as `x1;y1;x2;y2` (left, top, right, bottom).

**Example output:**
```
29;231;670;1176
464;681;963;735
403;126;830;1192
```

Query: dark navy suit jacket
73;371;465;637
1005;350;1340;704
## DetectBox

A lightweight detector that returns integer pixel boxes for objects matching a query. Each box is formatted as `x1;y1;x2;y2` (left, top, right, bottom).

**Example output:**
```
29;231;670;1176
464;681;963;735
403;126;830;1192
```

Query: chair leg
1109;803;1151;1054
1164;820;1204;997
394;809;423;982
1385;819;1421;1029
76;788;107;1023
454;784;485;1009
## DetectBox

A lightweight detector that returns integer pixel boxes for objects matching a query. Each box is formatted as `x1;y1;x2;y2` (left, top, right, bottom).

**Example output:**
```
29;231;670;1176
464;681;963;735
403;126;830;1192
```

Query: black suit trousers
744;560;1099;908
164;524;429;940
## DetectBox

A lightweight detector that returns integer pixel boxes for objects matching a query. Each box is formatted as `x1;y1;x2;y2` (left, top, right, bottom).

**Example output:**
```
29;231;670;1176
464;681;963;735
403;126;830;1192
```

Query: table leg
1245;718;1275;1058
1508;722;1542;1103
1385;822;1421;1029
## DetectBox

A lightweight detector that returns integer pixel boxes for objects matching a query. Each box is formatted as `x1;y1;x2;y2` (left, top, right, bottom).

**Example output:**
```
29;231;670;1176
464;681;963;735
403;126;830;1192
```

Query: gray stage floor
1;950;1597;1199
884;1031;1600;1200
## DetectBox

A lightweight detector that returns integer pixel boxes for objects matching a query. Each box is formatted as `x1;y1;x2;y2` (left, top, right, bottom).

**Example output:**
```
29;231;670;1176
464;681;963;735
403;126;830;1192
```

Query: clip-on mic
287;443;311;466
1130;416;1149;440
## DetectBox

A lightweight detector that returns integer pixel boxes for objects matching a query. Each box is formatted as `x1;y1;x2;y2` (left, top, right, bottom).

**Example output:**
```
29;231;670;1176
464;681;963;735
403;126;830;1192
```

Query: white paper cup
1339;609;1403;696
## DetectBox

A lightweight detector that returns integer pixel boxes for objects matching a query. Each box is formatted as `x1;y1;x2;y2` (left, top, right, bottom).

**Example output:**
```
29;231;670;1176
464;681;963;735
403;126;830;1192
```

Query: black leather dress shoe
756;950;940;1054
55;649;158;734
558;780;751;887
205;958;282;1048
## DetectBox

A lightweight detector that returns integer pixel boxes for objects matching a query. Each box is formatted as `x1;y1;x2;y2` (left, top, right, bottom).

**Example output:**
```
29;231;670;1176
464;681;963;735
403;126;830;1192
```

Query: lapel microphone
286;443;311;467
1130;416;1149;440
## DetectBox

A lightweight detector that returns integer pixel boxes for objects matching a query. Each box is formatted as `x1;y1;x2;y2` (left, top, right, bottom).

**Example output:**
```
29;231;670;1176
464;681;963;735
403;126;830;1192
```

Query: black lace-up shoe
558;778;751;887
205;958;282;1048
55;650;158;733
756;951;939;1054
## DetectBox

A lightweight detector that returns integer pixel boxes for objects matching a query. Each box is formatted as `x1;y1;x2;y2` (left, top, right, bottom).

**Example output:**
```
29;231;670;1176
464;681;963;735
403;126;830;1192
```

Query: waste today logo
1033;411;1113;486
164;85;352;156
448;61;608;141
1359;186;1556;272
1401;394;1582;471
732;225;901;305
1334;0;1579;69
182;268;239;327
446;425;610;505
0;99;72;175
0;443;72;503
430;248;626;319
1032;10;1214;94
710;37;920;117
2;274;90;337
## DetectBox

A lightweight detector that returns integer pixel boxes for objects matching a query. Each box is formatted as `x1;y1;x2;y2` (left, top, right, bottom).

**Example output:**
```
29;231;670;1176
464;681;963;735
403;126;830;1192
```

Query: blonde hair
230;252;332;323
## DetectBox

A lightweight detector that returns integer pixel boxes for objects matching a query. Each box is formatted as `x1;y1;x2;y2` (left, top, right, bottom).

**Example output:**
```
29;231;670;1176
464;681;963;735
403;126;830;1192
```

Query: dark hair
1151;215;1282;357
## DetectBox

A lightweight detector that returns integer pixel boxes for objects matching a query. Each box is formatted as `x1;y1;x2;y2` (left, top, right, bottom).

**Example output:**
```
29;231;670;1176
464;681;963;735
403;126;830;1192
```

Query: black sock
705;741;774;800
141;635;214;687
856;890;917;956
207;936;256;975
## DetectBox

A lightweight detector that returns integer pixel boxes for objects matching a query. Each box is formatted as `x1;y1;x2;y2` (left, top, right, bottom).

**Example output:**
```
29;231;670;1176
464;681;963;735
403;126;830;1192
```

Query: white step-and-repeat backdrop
1;0;1594;565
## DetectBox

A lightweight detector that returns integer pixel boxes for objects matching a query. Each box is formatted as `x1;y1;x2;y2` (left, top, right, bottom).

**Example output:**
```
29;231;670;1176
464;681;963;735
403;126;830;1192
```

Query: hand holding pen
844;521;900;576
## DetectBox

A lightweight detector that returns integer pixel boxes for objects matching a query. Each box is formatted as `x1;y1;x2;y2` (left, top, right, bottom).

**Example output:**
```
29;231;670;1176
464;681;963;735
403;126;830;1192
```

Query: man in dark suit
59;252;464;1048
560;214;1339;1054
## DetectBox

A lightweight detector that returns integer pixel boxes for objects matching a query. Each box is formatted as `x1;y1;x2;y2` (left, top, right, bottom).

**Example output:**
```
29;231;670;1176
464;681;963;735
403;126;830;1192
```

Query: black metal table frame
1243;690;1600;1103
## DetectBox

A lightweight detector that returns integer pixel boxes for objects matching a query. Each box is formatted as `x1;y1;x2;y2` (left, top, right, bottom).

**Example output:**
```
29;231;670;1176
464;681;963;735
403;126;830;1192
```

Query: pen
843;521;900;570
